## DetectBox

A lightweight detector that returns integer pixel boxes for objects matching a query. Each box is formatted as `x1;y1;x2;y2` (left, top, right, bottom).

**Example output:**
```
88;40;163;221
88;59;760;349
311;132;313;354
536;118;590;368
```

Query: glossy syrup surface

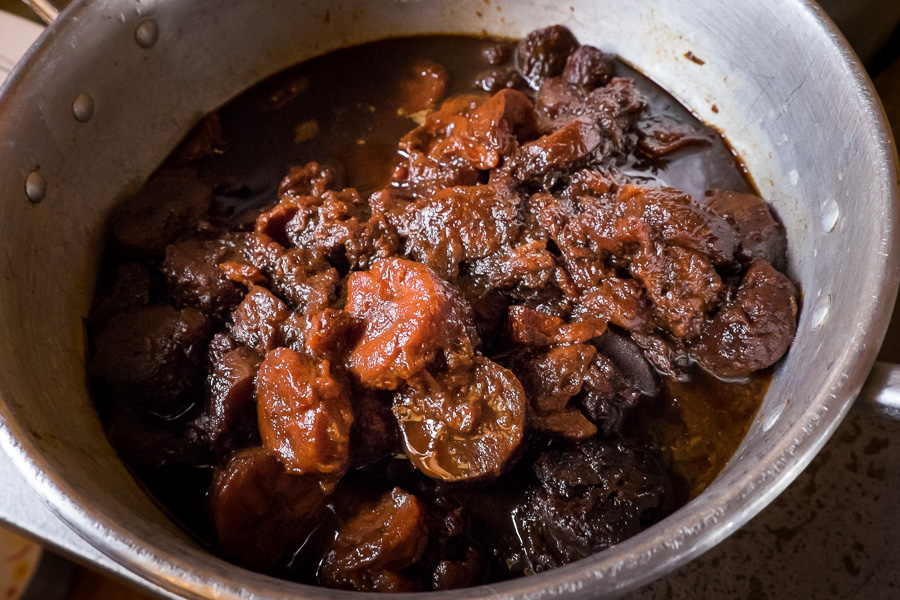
90;34;770;588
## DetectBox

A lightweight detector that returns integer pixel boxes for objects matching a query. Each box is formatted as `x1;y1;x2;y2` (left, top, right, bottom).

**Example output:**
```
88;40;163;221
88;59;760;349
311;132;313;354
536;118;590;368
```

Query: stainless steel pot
1;0;898;598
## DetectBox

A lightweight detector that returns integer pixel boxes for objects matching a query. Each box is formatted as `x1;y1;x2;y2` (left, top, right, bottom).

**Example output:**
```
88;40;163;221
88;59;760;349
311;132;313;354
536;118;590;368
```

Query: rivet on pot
135;19;159;49
72;93;94;122
821;198;840;233
811;293;831;330
25;170;46;203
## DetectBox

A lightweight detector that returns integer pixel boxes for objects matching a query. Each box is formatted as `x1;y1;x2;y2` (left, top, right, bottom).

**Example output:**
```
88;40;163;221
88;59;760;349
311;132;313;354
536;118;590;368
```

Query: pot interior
0;0;896;598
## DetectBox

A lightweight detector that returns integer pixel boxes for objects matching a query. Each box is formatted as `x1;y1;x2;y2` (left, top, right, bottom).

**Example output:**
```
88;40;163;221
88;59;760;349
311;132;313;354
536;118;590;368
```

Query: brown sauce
87;30;795;591
202;36;751;222
204;31;763;506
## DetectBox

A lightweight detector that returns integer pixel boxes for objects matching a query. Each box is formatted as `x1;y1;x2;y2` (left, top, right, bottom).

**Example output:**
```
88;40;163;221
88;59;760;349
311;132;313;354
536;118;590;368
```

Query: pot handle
20;0;58;24
0;450;180;597
855;361;900;419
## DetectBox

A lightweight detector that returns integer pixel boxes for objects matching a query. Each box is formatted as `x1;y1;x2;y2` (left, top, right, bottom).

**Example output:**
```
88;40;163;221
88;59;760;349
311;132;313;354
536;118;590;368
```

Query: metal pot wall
0;0;898;598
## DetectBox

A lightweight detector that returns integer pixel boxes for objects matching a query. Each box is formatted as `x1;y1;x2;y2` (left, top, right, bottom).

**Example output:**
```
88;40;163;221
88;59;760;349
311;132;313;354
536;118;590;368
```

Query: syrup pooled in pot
86;27;798;591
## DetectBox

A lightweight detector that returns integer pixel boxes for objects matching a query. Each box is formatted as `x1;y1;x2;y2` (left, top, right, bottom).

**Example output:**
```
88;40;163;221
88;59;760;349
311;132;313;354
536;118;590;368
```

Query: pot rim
1;0;898;598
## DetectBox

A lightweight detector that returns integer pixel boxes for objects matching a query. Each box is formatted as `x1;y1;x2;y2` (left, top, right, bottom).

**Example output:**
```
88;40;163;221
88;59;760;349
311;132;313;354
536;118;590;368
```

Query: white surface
0;528;41;600
0;10;43;85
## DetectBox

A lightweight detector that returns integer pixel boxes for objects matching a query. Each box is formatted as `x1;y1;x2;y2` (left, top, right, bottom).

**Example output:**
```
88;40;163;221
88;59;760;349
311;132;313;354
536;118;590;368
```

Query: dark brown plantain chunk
162;236;245;320
705;190;788;270
231;286;290;353
320;487;428;592
211;447;328;571
256;347;354;477
346;258;478;389
516;25;579;87
508;305;604;346
401;181;523;278
694;260;798;379
398;59;449;115
514;438;669;569
90;304;210;416
199;346;263;453
562;45;617;90
394;357;526;481
111;168;213;256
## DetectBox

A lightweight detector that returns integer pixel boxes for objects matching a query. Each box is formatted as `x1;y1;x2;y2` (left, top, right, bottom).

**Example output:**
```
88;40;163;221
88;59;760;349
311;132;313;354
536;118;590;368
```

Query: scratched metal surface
0;1;897;599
